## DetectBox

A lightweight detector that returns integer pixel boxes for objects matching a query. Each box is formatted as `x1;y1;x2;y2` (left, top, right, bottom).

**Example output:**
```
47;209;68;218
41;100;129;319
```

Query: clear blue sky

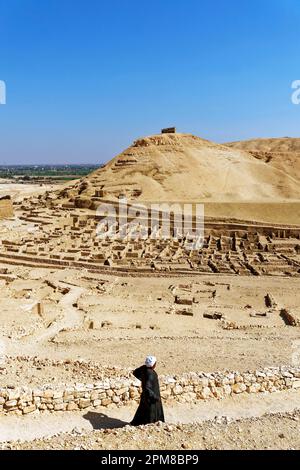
0;0;299;164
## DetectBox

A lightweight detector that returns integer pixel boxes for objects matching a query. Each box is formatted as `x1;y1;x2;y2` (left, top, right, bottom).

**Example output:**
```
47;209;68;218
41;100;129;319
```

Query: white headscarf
145;355;157;368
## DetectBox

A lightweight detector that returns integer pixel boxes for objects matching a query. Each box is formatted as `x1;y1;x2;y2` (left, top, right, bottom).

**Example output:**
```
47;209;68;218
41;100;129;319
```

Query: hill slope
226;137;300;184
60;133;300;203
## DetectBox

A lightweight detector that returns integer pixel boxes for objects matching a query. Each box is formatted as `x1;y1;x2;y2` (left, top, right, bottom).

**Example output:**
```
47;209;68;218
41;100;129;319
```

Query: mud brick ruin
1;195;299;278
0;196;13;219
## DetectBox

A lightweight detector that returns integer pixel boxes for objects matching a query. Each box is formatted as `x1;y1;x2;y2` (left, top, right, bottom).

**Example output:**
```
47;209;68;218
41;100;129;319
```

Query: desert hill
58;133;300;205
226;137;300;184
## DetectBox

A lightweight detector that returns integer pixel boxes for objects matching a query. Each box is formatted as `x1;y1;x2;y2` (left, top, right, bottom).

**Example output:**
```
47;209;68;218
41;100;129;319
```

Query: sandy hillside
59;133;300;203
226;137;300;184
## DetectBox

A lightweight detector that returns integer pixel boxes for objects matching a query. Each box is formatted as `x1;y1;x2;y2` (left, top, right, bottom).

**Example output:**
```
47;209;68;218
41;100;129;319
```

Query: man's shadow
83;411;129;430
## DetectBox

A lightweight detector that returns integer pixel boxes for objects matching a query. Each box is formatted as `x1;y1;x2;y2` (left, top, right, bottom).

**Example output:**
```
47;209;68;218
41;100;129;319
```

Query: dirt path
33;284;85;343
4;283;85;359
1;286;85;367
1;389;300;443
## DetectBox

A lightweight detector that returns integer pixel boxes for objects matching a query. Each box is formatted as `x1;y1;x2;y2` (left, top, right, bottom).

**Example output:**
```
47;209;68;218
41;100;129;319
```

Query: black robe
131;365;165;426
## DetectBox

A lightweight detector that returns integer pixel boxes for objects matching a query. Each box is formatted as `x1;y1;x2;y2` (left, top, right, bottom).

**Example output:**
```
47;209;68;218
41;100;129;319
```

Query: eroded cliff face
0;196;13;218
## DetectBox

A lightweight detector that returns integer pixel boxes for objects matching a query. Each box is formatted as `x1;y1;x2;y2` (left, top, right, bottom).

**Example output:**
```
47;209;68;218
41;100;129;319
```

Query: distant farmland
0;164;100;181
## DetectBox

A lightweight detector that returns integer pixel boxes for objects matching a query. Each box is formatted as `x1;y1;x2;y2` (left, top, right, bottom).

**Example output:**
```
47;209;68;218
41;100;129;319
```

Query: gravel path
1;389;300;443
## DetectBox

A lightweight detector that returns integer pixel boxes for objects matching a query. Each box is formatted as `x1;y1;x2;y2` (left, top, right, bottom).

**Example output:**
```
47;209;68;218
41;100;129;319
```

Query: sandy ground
7;411;298;450
0;183;64;202
1;268;300;385
1;263;300;384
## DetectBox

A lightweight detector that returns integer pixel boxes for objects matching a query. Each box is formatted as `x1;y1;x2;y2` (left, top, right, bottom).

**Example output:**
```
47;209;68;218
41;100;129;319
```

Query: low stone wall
1;366;300;416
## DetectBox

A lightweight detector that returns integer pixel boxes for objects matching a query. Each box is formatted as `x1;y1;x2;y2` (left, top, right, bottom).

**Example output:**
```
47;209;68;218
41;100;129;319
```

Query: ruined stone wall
0;196;13;219
1;366;300;415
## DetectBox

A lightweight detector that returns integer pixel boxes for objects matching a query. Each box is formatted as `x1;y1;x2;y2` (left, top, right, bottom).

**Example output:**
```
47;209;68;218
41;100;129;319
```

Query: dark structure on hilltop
161;127;176;134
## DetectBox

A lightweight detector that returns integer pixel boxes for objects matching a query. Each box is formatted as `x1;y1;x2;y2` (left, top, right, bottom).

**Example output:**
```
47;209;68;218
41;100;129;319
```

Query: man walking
130;355;165;426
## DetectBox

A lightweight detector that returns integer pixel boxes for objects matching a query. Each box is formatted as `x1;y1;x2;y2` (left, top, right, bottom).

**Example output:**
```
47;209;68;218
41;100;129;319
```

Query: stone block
232;383;247;394
67;402;79;411
101;398;112;406
173;385;183;395
23;404;36;415
8;390;21;401
115;387;128;396
90;391;99;400
248;383;261;393
54;403;65;411
38;404;47;410
79;399;91;409
93;400;102;407
5;400;18;408
200;387;212;399
223;385;232;395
